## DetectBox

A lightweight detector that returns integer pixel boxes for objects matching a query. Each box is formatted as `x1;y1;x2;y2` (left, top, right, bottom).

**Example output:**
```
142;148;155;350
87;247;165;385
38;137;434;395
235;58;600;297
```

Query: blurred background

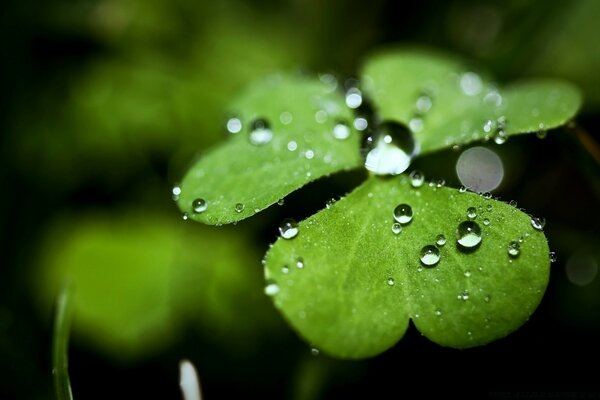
1;0;599;398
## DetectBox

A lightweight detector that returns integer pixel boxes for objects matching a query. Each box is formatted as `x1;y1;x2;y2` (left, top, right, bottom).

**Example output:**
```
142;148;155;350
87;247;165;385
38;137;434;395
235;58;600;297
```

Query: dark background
1;0;599;398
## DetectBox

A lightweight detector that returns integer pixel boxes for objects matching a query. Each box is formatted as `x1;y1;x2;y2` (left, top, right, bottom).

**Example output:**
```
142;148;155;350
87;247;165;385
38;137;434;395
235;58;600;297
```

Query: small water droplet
484;90;503;106
486;204;492;211
310;347;320;356
277;199;285;206
345;88;363;109
387;278;395;286
364;121;416;175
280;111;293;125
458;290;470;301
182;212;189;221
393;204;413;224
235;203;245;213
315;110;328;123
409;170;425;188
482;119;496;133
536;130;547;139
325;198;336;209
483;218;490;226
508;241;520;258
332;122;351;140
249;118;273;145
482;192;492;199
459;72;482;96
281;265;289;274
459;185;468;193
484;295;491;303
192;198;208;214
264;281;280;296
457;221;482;248
391;223;402;235
304;149;315;159
420;245;440;267
415;95;433;114
467;207;477;219
279;218;299;239
353;117;368;131
464;270;472;277
550;251;557;263
435;309;442;317
409;118;424;133
287;140;298;151
226;117;242;133
531;216;546;231
296;257;305;269
436;178;445;188
436;234;446;246
172;184;182;201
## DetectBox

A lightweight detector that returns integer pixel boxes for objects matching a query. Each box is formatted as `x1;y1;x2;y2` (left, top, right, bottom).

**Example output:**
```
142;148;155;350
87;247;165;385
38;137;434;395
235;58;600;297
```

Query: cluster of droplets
482;116;508;145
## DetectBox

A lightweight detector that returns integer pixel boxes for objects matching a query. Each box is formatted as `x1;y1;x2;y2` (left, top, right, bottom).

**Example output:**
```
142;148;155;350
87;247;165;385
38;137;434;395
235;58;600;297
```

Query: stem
52;283;74;400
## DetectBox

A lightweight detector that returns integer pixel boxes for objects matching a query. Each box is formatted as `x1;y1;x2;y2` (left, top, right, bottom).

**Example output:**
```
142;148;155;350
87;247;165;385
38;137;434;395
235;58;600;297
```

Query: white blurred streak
179;359;202;400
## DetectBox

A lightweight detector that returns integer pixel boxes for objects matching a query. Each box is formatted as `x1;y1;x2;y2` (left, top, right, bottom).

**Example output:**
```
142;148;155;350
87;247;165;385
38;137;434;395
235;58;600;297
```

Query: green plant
177;47;581;359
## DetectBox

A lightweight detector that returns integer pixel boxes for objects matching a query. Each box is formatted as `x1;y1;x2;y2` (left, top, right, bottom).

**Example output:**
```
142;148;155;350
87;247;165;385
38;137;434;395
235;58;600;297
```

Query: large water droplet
226;117;242;133
467;207;477;220
249;118;273;145
279;219;299;239
531;216;546;231
457;221;482;248
508;241;520;258
420;245;440;267
409;170;425;188
364;121;416;175
436;234;446;246
391;223;402;235
192;198;207;214
393;204;413;224
264;281;280;296
332;121;351;140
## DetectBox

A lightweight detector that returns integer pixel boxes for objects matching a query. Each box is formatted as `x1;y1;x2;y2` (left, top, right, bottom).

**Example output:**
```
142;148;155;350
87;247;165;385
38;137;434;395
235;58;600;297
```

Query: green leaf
52;284;74;400
265;176;550;358
361;48;582;154
178;74;362;225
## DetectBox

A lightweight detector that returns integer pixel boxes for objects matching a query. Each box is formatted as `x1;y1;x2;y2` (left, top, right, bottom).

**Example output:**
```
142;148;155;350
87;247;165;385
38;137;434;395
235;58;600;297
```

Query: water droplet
304;150;315;159
484;295;491;303
459;72;482;96
364;121;416;175
310;347;320;356
535;130;547;139
287;140;298;151
387;278;395;286
326;198;336;209
345;87;363;109
280;111;293;125
482;192;492;199
531;216;545;231
393;204;413;224
486;204;492;211
192;198;208;214
467;207;477;219
435;178;445;188
550;252;557;263
508;241;520;258
264;281;280;296
457;221;482;248
315;110;328;123
332;122;351;140
420;245;440;267
484;90;503;106
408;118;424;133
458;290;470;301
226;117;242;133
279;219;299;239
459;185;468;193
435;309;442;317
483;218;490;226
509;200;517;207
391;223;402;235
295;258;305;269
415;95;433;113
409;170;425;188
172;184;182;201
249;118;273;145
436;234;446;246
482;119;496;133
353;117;368;131
277;199;285;206
281;265;289;274
182;212;189;221
493;130;507;145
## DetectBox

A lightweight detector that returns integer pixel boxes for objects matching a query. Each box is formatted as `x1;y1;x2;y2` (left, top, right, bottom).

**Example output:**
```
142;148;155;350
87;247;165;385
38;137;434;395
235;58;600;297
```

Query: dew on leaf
508;241;520;258
409;170;425;188
226;117;242;133
332;122;351;140
171;184;181;201
364;121;416;175
345;87;363;109
192;198;208;214
459;185;468;193
249;118;273;145
415;95;432;114
467;207;477;220
434;309;442;317
550;252;557;263
408;118;424;133
281;265;290;274
304;150;315;159
353;117;368;131
464;270;472;277
264;281;280;296
279;111;293;125
420;245;440;267
483;218;490;226
296;257;305;269
536;130;548;139
436;234;446;246
393;204;413;224
234;203;245;213
531;216;546;231
182;212;189;221
458;290;470;301
387;278;395;286
315;110;327;123
310;347;320;356
391;223;402;235
484;295;491;303
457;220;482;248
279;218;299;239
459;72;482;96
287;140;298;151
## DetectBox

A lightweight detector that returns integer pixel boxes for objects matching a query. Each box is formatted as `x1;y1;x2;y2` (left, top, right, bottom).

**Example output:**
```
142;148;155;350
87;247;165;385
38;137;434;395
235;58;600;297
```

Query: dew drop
531;216;546;231
409;170;425;188
436;234;446;246
182;212;189;221
459;72;482;96
482;192;492;199
459;185;468;193
393;204;413;224
391;223;402;235
332;122;351;140
483;218;490;226
435;309;443;317
387;278;395;286
226;117;242;134
482;119;496;133
234;203;245;213
457;221;482;248
464;270;472;277
467;207;477;220
264;281;280;296
287;140;298;151
172;184;182;201
249;118;273;145
279;218;299;239
281;265;290;274
484;295;491;303
192;198;208;214
409;118;424;133
296;257;305;269
508;241;520;258
458;290;470;301
345;88;363;109
279;111;293;125
277;198;285;206
415;95;433;113
536;130;547;139
314;110;328;123
310;347;320;356
353;117;368;131
420;245;440;267
550;252;557;263
364;121;417;175
304;149;315;160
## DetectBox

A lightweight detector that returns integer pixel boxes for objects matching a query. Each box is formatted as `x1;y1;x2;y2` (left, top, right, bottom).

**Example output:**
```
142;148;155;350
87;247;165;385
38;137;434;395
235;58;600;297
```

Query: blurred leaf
265;175;550;358
35;212;280;361
361;48;582;154
178;74;362;225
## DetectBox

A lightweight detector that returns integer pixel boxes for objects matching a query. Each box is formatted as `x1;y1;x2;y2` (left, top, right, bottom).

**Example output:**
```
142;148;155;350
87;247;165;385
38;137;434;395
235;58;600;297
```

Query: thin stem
52;283;74;400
